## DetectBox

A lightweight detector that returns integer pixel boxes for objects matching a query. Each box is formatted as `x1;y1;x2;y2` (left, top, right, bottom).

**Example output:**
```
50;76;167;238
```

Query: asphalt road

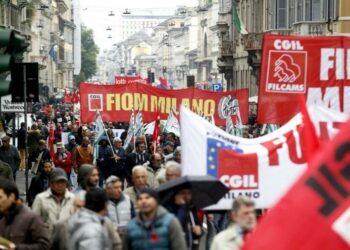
16;170;31;201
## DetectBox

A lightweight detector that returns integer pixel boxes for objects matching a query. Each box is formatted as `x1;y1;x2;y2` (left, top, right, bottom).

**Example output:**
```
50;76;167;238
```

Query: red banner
257;34;350;125
79;83;249;126
243;118;350;250
115;76;148;84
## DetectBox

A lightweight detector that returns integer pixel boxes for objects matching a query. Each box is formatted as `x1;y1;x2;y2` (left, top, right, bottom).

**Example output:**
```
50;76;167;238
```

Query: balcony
265;29;293;35
220;40;234;57
243;32;263;51
293;21;328;36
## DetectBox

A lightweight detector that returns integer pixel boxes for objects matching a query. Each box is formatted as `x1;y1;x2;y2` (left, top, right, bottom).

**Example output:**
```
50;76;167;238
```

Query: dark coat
125;152;149;183
0;160;14;182
0;145;20;172
0;204;50;250
17;127;26;149
27;173;50;207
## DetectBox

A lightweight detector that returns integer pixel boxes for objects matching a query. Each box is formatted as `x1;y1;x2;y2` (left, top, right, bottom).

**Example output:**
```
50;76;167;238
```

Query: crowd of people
0;104;259;250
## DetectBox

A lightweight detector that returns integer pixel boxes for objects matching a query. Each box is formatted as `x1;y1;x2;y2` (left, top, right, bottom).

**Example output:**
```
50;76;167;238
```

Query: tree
76;26;99;83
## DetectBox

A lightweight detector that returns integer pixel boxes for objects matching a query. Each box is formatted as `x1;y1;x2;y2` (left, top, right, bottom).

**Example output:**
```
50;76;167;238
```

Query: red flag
159;77;167;87
243;118;350;250
48;121;55;158
299;95;321;161
152;113;161;154
71;90;79;104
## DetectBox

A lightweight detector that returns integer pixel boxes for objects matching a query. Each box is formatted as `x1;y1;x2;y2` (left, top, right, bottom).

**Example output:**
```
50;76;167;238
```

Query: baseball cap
49;168;68;183
69;135;75;140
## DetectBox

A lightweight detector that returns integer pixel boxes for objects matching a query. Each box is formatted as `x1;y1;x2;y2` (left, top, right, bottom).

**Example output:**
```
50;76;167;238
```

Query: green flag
233;2;248;35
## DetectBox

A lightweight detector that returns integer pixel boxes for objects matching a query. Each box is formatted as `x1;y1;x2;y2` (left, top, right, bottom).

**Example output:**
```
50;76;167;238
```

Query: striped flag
164;107;180;137
225;115;235;135
93;110;106;164
123;108;135;149
135;109;143;137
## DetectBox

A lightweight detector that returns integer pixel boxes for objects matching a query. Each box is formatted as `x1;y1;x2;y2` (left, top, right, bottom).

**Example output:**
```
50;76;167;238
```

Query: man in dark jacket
0;136;20;181
0;177;50;249
125;140;149;185
17;122;26;172
0;160;14;182
27;161;52;207
111;137;126;181
28;140;51;174
124;188;186;250
97;136;114;185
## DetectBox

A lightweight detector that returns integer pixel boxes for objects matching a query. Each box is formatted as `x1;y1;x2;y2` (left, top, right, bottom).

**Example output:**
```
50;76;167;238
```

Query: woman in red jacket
53;142;72;180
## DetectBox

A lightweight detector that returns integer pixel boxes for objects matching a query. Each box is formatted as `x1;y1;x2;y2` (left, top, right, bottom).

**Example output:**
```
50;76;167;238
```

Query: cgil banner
181;105;348;209
243;119;350;250
79;82;249;125
257;34;350;125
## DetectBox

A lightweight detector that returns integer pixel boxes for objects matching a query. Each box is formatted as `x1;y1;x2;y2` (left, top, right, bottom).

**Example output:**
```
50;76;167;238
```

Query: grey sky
80;0;198;51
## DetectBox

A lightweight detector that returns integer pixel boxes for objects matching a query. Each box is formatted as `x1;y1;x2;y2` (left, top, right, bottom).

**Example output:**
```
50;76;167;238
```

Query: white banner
180;105;348;209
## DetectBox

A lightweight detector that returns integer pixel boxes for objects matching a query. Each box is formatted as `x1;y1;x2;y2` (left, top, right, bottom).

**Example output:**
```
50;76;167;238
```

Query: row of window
269;0;338;29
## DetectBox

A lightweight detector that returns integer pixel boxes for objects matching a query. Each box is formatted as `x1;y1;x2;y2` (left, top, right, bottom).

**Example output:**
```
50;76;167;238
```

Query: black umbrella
157;175;229;209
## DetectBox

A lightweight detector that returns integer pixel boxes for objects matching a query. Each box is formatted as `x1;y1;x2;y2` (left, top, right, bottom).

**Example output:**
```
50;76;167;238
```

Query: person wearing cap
124;187;187;250
65;134;78;154
111;137;126;181
0;136;20;181
53;142;72;178
32;168;75;232
105;176;135;236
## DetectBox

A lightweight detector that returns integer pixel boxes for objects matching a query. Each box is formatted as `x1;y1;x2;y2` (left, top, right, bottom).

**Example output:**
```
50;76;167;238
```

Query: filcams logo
266;39;307;93
88;94;103;111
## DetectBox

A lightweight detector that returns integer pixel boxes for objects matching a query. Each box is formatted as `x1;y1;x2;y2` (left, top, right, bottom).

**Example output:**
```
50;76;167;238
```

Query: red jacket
53;150;72;174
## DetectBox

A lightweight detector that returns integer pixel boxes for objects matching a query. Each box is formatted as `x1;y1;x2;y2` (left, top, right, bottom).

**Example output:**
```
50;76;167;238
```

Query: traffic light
0;29;28;97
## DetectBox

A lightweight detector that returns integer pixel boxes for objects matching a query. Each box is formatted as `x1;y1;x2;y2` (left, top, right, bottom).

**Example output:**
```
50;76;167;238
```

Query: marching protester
143;153;164;188
123;188;187;250
17;122;26;172
97;136;114;185
0;159;13;182
105;176;135;237
123;165;148;208
211;197;257;250
32;168;75;232
125;140;149;185
65;135;78;155
68;188;121;250
72;136;94;170
27;160;53;207
53;142;72;180
111;137;126;181
0;177;50;249
0;136;20;181
29;139;52;174
165;161;182;182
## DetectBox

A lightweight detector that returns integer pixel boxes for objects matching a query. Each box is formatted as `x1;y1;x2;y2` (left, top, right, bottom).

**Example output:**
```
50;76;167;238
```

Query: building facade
0;0;78;101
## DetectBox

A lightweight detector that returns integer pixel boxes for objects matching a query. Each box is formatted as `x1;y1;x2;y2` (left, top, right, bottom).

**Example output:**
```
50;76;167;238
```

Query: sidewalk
16;170;31;200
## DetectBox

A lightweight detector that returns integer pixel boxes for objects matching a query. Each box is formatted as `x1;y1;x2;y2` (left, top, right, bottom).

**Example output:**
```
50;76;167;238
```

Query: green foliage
76;26;99;83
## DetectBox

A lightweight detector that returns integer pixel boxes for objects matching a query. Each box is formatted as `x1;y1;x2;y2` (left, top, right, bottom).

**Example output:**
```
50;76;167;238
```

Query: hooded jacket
67;208;112;250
